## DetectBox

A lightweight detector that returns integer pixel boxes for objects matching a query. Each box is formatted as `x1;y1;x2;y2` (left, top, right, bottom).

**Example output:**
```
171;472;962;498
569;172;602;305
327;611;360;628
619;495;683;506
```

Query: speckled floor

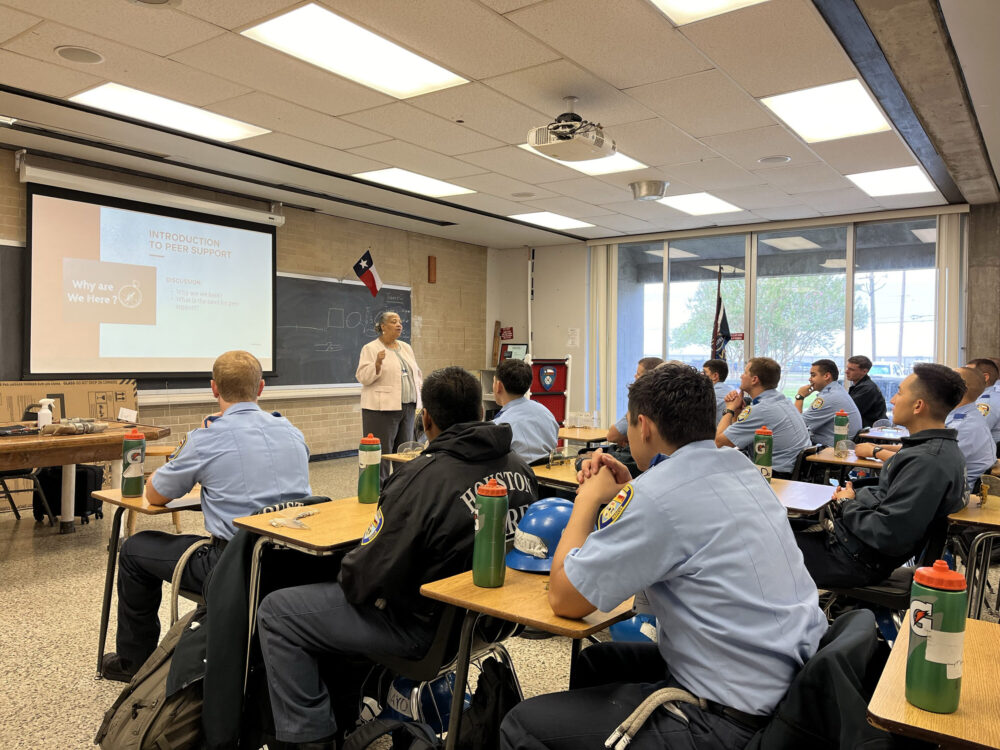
0;458;576;750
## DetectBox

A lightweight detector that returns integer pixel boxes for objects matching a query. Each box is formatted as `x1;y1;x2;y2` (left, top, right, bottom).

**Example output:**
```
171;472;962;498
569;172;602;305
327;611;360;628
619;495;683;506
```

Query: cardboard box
0;379;137;422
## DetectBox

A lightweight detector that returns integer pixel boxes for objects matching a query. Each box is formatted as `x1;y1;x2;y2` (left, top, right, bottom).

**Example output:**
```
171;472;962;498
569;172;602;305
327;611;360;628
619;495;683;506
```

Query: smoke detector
629;180;669;201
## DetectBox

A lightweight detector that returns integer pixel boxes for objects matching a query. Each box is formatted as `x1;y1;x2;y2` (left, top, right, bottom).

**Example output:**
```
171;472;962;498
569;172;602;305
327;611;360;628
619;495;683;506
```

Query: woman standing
356;311;423;481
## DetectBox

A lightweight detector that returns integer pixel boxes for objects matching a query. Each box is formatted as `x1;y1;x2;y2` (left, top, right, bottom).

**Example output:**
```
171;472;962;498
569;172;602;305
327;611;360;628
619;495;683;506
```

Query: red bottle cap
125;428;144;440
360;433;381;445
836;409;848;416
913;560;966;591
755;426;772;435
477;478;507;497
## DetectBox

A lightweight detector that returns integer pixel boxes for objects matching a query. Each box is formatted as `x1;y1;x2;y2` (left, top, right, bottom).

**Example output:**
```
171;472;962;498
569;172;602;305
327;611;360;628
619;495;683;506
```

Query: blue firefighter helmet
505;497;574;573
378;671;471;734
609;613;658;643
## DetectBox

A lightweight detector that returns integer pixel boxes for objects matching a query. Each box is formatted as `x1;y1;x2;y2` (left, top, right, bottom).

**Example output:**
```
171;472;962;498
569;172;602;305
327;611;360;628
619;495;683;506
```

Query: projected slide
30;191;274;375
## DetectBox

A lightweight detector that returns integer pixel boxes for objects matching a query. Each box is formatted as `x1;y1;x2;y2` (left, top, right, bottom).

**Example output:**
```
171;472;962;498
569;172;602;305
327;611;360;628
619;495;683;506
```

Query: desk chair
169;538;210;625
790;445;821;482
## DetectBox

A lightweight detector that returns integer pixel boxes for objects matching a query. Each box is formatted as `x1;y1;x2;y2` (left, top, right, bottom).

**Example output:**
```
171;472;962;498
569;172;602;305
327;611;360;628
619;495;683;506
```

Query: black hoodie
339;420;538;619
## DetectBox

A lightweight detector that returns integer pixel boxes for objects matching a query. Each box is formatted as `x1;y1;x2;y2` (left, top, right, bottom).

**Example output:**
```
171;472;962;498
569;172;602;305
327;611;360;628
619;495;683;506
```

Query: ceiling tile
610;118;716;167
537;177;632;204
171;33;392;117
572;225;624;238
445;192;537;216
661;157;765;190
342;102;504;155
752;205;822;220
700;125;818;171
711;211;767;226
626;69;776;137
478;0;544;11
597;199;701;225
5;22;249;105
712;184;799;209
680;0;857;99
208;93;389;150
240;132;389;174
809;131;917;174
876;192;947;210
451;172;559;200
349;140;487;179
1;0;224;56
409;83;550;145
176;0;302;30
594;166;675;189
460;145;580;182
0;5;39;43
506;0;710;89
586;214;661;233
322;0;559;79
0;49;102;98
521;195;610;218
796;187;879;212
485;59;655;126
752;162;852;194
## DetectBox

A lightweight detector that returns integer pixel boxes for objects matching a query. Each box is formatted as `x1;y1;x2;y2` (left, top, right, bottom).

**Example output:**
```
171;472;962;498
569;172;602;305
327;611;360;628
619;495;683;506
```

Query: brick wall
0;149;488;457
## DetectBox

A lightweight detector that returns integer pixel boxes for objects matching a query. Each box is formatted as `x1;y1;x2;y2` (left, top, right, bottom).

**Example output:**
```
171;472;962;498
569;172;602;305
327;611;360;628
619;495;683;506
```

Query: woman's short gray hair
375;310;398;333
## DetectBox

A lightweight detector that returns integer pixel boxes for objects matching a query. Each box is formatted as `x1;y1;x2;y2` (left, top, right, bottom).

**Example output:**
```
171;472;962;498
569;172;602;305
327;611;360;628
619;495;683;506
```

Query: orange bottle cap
913;560;966;591
477;478;508;497
125;428;144;439
836;409;848;416
360;433;381;445
755;426;772;435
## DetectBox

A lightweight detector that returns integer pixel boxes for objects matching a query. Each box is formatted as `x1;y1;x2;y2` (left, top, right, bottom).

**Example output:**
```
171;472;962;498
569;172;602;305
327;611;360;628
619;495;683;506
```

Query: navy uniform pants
500;643;758;750
116;530;221;670
793;529;889;589
257;582;436;744
361;404;416;482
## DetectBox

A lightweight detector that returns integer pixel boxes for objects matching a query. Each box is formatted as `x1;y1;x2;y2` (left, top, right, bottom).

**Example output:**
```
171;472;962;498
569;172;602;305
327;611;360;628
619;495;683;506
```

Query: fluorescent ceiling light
911;227;937;244
649;0;770;25
508;212;595;230
354;168;474;197
847;166;935;197
658;192;742;215
760;236;820;251
760;80;891;143
0;115;16;125
820;258;847;269
645;247;698;259
242;3;467;98
700;264;743;274
518;144;646;175
70;83;269;142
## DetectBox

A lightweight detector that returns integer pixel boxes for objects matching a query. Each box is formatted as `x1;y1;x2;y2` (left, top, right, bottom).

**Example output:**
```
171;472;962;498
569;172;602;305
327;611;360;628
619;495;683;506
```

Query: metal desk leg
96;506;126;678
571;636;582;665
443;610;477;750
60;463;77;534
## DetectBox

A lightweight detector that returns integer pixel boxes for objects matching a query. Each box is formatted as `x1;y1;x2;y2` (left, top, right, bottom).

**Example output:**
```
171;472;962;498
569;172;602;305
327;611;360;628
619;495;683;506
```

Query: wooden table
948;501;1000;618
557;426;608;447
383;452;417;464
532;461;579;491
858;427;909;443
0;420;169;532
421;569;634;750
771;478;834;513
806;447;883;470
868;619;1000;749
93;486;201;678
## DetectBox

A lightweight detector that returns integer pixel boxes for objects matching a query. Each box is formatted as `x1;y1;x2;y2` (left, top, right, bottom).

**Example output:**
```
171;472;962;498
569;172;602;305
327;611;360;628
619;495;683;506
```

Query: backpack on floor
33;464;104;523
94;609;204;750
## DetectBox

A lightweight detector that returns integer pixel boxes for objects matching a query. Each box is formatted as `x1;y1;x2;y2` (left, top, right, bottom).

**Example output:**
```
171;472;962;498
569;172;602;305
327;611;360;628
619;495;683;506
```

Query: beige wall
0;149;488;457
485;246;530;367
967;202;1000;359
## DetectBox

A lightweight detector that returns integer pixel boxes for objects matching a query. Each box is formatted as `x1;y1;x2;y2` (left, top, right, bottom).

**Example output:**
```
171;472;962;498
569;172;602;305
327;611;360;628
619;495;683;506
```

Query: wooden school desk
421;569;634;750
947;500;1000;618
805;447;884;483
93;485;201;678
0;420;170;533
858;426;909;443
532;461;579;492
868;618;1000;749
770;478;834;514
557;426;608;448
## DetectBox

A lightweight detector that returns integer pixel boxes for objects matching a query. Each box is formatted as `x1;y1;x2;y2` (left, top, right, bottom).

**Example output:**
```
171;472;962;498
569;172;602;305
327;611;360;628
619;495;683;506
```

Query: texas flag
353;250;382;297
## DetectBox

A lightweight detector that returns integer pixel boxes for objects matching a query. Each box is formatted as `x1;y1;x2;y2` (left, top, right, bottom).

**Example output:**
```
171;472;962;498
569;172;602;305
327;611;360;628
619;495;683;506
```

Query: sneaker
100;653;136;683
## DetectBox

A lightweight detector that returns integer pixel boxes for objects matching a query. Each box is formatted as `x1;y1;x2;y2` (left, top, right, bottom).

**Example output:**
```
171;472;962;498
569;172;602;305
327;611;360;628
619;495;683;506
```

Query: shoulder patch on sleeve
811;397;825;410
361;507;384;546
598;484;634;530
736;406;751;423
168;434;188;462
978;403;990;417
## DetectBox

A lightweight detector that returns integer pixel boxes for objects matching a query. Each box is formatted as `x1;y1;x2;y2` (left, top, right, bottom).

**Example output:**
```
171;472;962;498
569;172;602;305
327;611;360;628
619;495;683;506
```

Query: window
615;241;664;420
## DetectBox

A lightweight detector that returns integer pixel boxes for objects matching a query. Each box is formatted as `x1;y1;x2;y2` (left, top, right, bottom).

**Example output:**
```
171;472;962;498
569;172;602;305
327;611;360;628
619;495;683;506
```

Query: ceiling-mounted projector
526;96;616;162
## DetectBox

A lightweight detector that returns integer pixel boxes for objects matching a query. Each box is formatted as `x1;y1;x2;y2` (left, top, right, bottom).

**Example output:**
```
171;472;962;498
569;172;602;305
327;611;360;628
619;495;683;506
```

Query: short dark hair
638;357;665;374
847;355;873;371
702;359;729;381
967;357;1000;385
421;367;482;432
747;357;781;390
911;363;966;420
496;358;532;396
627;362;715;447
956;366;986;401
812;358;839;381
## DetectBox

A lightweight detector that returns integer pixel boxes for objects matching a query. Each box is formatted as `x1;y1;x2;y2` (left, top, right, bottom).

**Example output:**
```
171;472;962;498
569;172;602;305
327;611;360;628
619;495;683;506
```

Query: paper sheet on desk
165;496;201;509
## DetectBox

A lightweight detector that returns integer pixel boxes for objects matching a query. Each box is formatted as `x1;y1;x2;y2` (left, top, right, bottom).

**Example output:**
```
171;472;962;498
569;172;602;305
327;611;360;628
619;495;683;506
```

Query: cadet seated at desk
793;358;863;447
844;355;887;428
256;366;538;750
794;363;967;589
502;362;826;750
966;357;1000;455
492;358;559;465
715;357;811;479
702;358;731;424
606;357;664;446
101;351;311;683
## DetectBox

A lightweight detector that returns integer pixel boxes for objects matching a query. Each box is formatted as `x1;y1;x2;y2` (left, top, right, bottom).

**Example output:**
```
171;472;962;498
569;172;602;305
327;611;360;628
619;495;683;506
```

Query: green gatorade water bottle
121;428;146;498
753;426;773;483
905;560;967;713
473;478;508;588
357;433;381;504
833;409;850;455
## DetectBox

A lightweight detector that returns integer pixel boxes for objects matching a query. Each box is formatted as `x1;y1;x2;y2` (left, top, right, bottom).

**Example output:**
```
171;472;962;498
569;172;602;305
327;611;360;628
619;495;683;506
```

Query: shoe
100;653;137;683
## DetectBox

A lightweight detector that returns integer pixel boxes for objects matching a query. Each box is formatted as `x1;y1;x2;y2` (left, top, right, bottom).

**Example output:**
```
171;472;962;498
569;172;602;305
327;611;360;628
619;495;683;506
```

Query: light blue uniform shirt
614;414;628;435
713;381;730;423
945;403;996;491
564;440;826;715
801;381;863;447
974;390;1000;442
493;396;559;464
724;389;812;473
152;402;311;539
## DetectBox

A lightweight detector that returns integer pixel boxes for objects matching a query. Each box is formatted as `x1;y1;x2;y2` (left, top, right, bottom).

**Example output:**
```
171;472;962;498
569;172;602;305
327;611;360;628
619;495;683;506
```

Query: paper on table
165;495;201;509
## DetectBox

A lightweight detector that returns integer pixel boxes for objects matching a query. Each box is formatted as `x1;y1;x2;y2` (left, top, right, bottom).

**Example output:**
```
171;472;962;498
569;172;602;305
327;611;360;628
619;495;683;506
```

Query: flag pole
711;265;722;358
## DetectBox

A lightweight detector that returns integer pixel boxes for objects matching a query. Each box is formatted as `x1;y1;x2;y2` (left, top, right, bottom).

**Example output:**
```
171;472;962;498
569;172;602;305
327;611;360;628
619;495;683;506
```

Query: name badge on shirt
811;397;825;410
598;484;633;529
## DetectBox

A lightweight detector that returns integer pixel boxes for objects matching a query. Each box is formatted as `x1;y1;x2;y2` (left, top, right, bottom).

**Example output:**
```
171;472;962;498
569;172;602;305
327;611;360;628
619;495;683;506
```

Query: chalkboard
269;273;412;387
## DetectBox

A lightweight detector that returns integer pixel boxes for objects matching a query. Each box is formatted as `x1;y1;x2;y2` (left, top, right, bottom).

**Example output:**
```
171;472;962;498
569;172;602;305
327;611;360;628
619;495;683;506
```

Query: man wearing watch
793;359;862;447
